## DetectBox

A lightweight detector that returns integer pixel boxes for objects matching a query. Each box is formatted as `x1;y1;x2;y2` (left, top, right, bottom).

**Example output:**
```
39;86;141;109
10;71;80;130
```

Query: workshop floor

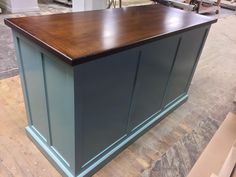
0;1;236;177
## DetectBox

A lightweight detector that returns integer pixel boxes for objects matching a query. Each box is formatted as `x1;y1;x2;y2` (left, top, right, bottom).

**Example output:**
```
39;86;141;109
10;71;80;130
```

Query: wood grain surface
4;5;217;65
1;14;236;177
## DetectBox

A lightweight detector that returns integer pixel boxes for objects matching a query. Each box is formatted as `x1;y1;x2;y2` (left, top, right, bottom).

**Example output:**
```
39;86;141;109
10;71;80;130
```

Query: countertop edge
4;15;217;66
4;18;74;66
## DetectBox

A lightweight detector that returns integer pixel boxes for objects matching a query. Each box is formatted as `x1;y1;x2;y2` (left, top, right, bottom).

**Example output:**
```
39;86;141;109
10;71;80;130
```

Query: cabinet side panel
129;36;180;130
43;54;75;171
16;37;50;142
75;49;139;167
164;27;209;106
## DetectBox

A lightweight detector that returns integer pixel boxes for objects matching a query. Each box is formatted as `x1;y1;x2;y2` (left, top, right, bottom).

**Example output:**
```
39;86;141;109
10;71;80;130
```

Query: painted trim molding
26;94;188;177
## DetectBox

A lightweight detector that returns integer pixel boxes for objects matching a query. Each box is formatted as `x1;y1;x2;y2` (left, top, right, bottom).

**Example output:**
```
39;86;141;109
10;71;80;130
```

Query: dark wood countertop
5;5;217;66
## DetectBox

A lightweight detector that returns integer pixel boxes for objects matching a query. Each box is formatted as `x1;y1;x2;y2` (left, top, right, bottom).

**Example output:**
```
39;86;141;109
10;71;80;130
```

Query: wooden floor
1;13;236;177
0;76;195;177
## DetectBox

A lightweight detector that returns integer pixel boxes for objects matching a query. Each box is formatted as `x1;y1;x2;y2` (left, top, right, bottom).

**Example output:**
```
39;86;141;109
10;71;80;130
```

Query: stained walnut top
5;5;217;66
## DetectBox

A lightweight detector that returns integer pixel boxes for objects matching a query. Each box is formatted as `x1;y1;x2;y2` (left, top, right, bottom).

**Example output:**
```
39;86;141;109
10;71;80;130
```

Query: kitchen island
5;5;217;177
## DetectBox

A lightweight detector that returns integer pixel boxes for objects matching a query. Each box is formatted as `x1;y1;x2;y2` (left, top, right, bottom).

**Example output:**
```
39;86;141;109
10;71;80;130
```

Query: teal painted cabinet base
13;25;210;177
26;95;188;177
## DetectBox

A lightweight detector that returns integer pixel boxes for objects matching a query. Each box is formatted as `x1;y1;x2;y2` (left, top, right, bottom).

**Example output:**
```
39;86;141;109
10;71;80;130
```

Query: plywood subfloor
0;14;236;177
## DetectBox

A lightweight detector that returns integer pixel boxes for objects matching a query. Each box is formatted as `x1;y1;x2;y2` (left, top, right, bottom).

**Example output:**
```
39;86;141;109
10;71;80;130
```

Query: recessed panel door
75;49;139;166
163;27;208;107
129;36;179;130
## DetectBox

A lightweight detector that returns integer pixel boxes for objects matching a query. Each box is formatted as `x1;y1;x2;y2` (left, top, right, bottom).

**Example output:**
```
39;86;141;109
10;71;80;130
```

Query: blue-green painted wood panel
164;27;208;107
43;54;75;171
75;49;139;167
14;32;76;177
13;34;32;126
128;36;180;130
12;25;212;177
17;39;50;142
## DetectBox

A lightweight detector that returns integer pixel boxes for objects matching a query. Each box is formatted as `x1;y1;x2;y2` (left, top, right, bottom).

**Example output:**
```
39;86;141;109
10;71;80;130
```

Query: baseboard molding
25;94;188;177
26;127;75;177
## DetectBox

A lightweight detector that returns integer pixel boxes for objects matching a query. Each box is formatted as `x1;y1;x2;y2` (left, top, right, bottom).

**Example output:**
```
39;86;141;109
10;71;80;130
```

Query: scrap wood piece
218;141;236;177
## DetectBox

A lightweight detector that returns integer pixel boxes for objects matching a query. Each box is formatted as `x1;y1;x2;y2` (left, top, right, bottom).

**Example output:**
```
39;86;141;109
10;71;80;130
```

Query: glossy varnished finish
5;5;217;65
6;4;216;177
